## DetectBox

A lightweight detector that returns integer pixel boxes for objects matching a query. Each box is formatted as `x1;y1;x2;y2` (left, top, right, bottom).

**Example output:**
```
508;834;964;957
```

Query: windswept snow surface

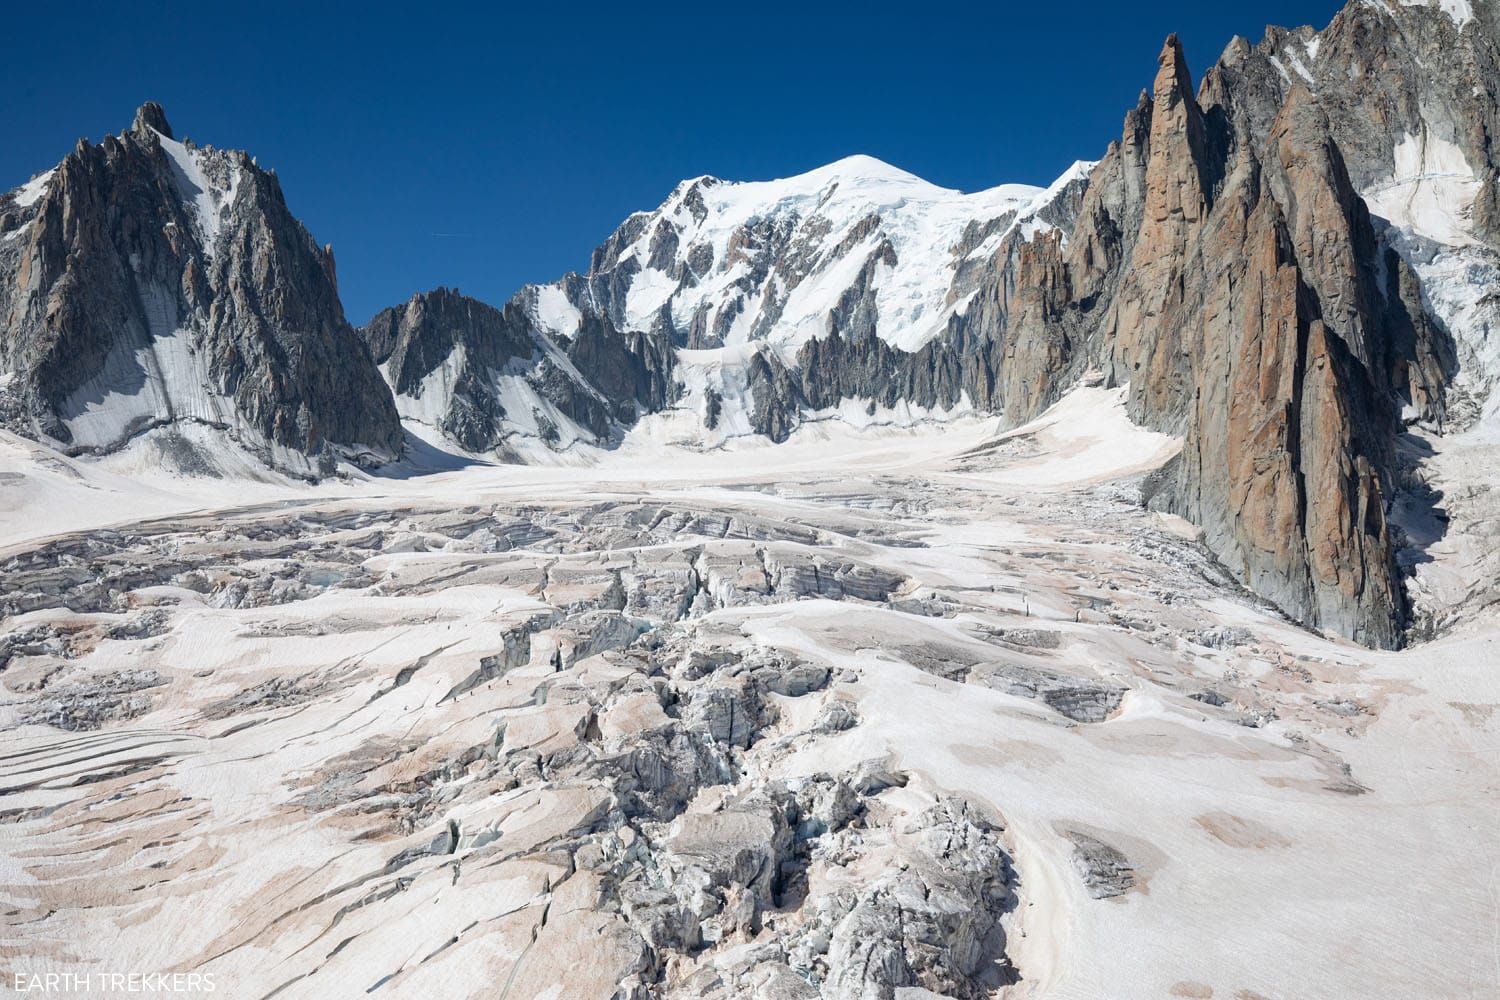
2;385;1497;998
0;427;336;547
957;384;1182;489
1363;131;1481;247
531;281;583;338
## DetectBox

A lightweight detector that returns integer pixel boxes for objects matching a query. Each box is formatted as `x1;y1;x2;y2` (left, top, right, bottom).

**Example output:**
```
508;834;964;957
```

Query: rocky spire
130;101;172;139
1102;35;1222;428
1147;34;1213;220
322;243;339;295
1085;29;1452;649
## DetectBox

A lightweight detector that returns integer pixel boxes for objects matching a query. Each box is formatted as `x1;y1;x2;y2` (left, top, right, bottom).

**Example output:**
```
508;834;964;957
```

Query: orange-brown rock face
1105;35;1215;429
995;229;1075;425
1033;27;1450;649
1166;86;1408;648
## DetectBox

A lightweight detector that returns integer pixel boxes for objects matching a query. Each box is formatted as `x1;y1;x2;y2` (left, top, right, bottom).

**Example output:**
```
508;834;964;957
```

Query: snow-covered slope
1364;127;1500;627
1363;129;1500;427
547;154;1092;355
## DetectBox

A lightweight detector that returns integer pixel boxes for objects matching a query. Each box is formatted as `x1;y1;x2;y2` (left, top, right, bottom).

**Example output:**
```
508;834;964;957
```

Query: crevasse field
3;385;1496;998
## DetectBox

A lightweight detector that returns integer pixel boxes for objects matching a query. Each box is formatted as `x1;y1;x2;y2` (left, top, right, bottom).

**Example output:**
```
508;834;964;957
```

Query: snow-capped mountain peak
557;154;1092;355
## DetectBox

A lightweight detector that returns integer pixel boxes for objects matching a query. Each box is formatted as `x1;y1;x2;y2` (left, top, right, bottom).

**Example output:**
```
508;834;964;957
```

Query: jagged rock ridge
360;285;673;456
0;103;401;476
728;5;1492;650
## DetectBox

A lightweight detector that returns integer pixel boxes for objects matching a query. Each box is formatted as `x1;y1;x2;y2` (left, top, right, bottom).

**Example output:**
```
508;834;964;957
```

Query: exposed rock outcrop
0;103;402;475
361;286;673;456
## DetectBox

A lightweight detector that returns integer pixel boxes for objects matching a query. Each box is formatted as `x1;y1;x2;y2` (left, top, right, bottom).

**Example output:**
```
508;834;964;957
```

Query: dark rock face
360;287;674;455
0;103;402;474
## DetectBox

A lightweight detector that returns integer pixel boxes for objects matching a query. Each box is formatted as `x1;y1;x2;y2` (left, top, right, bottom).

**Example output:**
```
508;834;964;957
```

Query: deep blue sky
5;1;1342;324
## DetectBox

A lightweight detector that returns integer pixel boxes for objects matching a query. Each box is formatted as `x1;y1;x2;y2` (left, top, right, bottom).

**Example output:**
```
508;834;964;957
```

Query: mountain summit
0;102;401;477
351;0;1497;648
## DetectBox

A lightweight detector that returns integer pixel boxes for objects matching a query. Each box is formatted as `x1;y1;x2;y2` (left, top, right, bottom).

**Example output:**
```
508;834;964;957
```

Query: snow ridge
586;154;1091;354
